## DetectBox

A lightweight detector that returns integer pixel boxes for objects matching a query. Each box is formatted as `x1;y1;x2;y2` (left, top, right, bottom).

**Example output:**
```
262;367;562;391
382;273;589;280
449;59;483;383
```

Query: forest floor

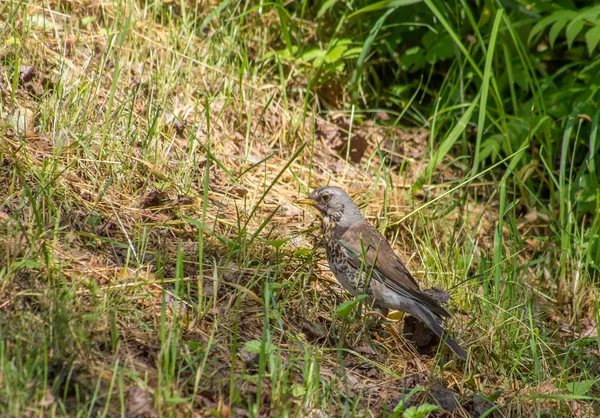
0;1;599;417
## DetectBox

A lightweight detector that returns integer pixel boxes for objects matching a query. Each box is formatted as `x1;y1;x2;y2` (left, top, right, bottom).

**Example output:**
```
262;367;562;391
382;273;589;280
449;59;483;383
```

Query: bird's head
296;186;363;227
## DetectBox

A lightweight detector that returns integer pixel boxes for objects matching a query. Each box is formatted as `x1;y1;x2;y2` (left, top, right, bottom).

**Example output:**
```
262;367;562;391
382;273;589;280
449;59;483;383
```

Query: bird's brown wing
339;221;450;318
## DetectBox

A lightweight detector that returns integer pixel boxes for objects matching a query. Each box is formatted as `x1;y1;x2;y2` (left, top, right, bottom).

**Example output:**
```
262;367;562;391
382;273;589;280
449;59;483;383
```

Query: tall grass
0;0;599;417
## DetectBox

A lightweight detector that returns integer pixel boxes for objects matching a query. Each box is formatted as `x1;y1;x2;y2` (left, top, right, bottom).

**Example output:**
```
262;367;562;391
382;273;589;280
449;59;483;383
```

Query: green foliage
565;379;597;396
335;294;367;318
263;0;600;276
529;5;600;52
403;404;439;418
390;386;424;418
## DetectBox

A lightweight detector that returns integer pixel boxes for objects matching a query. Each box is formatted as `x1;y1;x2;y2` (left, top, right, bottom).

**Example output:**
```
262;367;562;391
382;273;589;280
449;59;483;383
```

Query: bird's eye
321;194;331;202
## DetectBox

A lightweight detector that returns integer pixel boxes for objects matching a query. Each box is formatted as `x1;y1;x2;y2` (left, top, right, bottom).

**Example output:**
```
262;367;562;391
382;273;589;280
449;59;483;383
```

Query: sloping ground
1;2;599;417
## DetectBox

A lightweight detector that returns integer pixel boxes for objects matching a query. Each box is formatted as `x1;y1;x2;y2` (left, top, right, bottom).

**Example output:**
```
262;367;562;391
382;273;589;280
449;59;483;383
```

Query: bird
297;186;467;360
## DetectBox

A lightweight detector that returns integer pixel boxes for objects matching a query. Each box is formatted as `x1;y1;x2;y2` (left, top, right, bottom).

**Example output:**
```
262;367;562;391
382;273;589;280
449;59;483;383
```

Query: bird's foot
352;310;388;346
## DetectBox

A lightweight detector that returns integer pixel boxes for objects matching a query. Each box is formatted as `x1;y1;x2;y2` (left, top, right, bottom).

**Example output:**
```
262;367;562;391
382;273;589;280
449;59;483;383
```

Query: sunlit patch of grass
0;1;599;417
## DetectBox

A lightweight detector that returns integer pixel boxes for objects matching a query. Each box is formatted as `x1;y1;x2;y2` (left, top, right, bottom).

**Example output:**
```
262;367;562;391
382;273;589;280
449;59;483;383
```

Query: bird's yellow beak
296;197;316;206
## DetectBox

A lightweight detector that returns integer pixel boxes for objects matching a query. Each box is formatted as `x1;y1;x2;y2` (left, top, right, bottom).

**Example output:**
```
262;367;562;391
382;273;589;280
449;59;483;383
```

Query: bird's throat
322;215;336;236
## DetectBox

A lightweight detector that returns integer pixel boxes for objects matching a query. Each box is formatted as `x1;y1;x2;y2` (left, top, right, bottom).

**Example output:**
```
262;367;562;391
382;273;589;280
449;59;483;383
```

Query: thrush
297;186;467;360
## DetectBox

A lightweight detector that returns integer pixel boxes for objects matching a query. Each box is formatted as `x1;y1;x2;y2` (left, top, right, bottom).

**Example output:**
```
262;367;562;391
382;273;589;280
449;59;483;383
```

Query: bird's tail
411;305;467;360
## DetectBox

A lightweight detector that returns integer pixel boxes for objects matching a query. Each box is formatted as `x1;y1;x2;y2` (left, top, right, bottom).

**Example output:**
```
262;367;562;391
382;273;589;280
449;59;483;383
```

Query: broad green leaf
586;26;600;54
293;248;312;257
165;397;190;404
302;48;325;62
291;383;306;397
343;47;363;59
566;380;597;396
424;34;455;63
23;260;42;269
325;44;349;63
549;19;568;48
265;238;289;249
403;403;438;418
244;339;274;354
81;16;96;26
28;15;61;31
479;134;505;161
528;10;577;44
576;5;600;21
323;39;351;64
335;294;367;318
391;386;424;418
566;19;585;48
270;46;299;60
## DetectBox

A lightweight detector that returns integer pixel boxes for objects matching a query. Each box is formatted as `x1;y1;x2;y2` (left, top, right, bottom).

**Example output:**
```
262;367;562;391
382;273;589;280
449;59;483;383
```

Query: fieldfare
297;186;467;360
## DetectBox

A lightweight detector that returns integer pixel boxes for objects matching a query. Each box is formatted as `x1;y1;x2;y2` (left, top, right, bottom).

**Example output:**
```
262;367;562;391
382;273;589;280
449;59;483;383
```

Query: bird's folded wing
339;222;450;318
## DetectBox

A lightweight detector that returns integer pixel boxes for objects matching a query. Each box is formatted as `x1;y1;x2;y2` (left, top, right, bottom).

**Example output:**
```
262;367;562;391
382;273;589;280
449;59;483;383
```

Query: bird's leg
353;306;389;346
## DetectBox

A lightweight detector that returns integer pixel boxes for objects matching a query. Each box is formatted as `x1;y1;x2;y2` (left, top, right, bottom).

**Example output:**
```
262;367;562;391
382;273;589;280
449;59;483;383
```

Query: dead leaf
9;108;34;134
127;386;158;418
163;110;184;134
375;111;390;121
0;211;10;222
217;397;230;418
24;129;38;138
28;15;62;31
317;78;344;108
140;190;168;208
557;278;569;306
304;408;329;418
526;238;541;250
537;380;558;395
222;260;240;284
40;390;55;407
403;315;439;354
356;344;376;356
334;134;368;163
430;385;458;412
524;209;549;223
581;317;598;338
20;65;36;83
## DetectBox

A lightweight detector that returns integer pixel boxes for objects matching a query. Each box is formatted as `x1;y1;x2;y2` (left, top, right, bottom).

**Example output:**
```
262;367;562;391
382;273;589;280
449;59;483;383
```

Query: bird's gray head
297;186;363;228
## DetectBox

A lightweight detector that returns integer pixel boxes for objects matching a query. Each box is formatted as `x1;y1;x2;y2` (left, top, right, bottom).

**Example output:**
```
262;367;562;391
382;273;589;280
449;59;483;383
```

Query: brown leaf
403;315;439;353
140;190;168;208
375;111;390;121
525;238;541;250
20;65;36;83
40;390;55;407
127;386;158;418
537;380;558;395
317;79;344;108
9;108;34;134
163;110;184;134
24;129;38;138
334;134;368;163
218;397;231;418
0;211;10;222
524;209;549;223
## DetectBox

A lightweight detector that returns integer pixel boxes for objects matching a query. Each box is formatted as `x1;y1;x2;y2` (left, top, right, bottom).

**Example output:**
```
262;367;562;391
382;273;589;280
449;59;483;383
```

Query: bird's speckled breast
323;219;366;296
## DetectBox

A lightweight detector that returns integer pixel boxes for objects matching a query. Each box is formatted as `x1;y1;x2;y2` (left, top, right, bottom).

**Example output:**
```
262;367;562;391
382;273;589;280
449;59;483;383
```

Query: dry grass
0;1;599;417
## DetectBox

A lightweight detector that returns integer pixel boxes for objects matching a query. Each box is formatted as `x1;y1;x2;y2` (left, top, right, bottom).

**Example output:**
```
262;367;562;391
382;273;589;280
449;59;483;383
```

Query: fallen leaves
127;386;158;418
